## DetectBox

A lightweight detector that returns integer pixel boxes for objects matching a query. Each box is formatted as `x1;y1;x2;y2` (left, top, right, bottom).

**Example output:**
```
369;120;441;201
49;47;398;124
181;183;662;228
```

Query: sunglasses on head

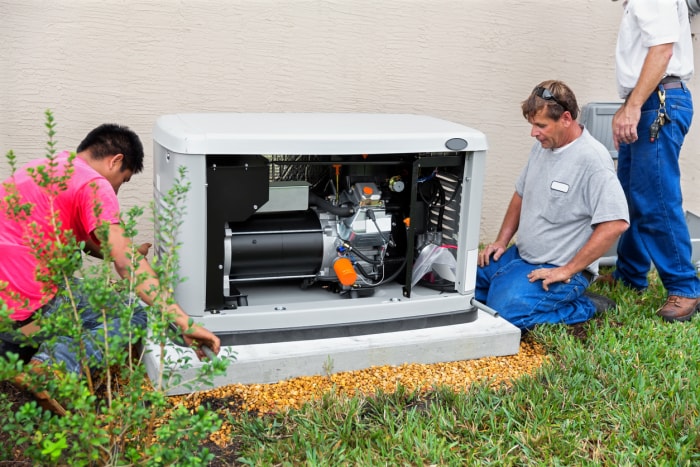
534;86;569;114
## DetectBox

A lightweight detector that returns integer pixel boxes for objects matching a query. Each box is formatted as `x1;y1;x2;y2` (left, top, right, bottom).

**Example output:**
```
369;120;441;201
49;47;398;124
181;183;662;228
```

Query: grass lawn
1;269;696;465
219;269;700;465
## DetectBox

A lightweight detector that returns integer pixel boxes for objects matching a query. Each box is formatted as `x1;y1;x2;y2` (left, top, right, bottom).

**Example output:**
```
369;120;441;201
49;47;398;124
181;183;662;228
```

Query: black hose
418;178;446;232
354;262;378;280
365;208;390;245
361;256;408;288
308;192;355;217
342;242;382;265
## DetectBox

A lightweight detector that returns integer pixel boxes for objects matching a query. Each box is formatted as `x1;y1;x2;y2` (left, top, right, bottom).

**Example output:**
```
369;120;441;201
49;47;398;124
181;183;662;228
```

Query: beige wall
2;0;699;246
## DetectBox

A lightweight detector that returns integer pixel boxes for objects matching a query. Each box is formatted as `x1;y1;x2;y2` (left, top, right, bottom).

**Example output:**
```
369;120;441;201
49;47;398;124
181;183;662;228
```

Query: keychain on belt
649;86;666;142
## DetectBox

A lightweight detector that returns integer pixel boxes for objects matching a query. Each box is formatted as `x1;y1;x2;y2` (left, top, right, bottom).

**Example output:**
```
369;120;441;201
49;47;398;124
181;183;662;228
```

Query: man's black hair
76;123;144;174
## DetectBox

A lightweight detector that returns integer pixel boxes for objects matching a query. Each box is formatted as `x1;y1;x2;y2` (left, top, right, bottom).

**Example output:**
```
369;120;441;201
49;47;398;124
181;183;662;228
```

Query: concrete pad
143;310;521;395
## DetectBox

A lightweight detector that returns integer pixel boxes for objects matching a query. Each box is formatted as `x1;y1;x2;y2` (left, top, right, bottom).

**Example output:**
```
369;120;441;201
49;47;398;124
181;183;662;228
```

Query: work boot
583;291;616;314
657;295;700;323
12;360;67;416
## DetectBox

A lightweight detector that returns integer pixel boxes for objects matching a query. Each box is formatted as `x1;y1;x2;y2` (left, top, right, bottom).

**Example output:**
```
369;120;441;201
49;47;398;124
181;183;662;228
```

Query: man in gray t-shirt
476;80;630;330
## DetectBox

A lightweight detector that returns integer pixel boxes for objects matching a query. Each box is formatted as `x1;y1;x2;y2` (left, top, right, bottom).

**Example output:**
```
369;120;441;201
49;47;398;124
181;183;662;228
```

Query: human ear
110;153;124;170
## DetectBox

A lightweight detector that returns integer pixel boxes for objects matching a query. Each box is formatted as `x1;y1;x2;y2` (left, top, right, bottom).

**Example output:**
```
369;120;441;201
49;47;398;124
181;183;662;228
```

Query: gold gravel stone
171;337;547;447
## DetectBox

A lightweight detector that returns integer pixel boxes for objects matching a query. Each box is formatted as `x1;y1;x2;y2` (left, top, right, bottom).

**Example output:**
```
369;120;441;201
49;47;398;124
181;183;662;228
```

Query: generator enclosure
153;113;487;346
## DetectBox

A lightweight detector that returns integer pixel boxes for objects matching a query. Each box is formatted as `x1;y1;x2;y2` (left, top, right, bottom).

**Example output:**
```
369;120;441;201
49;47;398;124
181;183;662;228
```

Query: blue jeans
614;84;699;297
0;280;148;374
476;246;596;330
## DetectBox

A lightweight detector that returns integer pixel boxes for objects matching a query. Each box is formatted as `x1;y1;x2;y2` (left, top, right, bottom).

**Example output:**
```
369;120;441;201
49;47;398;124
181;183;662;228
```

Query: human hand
181;324;221;360
137;242;152;257
612;103;640;148
478;242;506;267
527;267;572;291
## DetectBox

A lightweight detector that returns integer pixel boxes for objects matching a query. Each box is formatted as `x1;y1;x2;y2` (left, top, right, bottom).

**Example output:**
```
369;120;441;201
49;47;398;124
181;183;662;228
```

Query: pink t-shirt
0;151;121;321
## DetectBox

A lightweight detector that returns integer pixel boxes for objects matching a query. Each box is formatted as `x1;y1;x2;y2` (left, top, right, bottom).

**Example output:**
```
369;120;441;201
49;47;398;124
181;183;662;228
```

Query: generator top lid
153;113;488;155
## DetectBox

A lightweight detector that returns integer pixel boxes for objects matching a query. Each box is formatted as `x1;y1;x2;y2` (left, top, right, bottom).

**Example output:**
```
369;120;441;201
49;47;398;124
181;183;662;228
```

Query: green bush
0;110;229;465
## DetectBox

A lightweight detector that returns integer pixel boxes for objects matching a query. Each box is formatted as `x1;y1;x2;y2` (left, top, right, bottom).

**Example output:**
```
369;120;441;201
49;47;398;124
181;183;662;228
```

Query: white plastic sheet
411;243;457;287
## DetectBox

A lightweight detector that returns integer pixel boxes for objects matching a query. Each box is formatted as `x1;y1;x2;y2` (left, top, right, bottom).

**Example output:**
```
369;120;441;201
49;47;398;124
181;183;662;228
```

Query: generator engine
223;178;405;298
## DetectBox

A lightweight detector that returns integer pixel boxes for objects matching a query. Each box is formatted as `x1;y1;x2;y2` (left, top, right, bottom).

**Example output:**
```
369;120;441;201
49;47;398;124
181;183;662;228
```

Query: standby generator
152;113;488;346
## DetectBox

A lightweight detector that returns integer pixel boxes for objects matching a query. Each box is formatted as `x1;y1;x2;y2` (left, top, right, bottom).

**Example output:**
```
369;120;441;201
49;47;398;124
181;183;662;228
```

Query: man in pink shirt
0;124;220;411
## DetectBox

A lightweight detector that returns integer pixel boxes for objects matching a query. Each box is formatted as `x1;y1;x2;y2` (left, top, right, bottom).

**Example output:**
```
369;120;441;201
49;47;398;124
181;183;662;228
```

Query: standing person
477;80;629;330
0;123;220;411
608;0;698;322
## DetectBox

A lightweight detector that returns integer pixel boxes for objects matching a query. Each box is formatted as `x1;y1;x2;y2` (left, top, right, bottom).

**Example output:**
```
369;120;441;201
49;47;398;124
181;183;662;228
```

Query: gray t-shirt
515;127;629;274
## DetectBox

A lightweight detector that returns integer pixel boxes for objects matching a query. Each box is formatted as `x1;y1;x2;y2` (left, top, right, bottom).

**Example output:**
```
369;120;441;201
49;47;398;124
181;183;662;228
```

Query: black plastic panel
214;306;477;345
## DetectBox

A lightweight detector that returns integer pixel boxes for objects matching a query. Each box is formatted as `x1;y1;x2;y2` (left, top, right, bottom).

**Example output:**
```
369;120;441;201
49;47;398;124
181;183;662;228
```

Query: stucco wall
1;0;699;246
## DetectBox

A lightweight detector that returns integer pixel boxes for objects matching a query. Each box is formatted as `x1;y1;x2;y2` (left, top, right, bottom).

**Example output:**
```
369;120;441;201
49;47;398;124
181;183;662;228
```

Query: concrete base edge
143;310;521;396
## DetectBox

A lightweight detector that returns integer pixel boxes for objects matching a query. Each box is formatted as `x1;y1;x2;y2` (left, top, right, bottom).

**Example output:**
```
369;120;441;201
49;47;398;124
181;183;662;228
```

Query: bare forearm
561;220;629;276
479;192;521;267
613;44;673;148
83;237;103;259
107;224;220;355
527;219;628;290
127;259;186;321
494;192;522;246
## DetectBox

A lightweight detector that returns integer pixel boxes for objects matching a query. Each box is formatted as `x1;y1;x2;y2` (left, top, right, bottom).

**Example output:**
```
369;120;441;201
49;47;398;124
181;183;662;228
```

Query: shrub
0;110;229;465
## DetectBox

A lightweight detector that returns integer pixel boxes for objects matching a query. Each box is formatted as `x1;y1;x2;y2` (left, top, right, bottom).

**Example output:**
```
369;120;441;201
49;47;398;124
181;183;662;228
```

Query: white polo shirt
615;0;694;98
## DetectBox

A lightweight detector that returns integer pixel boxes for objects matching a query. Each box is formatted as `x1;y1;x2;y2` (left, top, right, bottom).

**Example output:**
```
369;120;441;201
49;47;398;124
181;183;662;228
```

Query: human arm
136;242;152;257
478;191;521;267
105;223;220;358
613;43;673;148
83;236;151;259
527;219;629;291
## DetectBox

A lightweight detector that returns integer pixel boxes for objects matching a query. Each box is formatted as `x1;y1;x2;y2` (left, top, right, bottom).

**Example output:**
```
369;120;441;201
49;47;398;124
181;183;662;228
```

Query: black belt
660;76;683;90
581;270;593;283
11;317;34;330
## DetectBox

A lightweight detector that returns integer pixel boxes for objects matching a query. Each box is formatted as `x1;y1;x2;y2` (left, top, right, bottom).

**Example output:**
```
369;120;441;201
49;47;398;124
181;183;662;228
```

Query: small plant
322;355;335;379
0;111;230;465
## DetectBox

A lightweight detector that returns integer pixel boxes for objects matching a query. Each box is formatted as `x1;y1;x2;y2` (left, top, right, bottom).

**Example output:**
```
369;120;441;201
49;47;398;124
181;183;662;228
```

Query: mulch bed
0;334;550;465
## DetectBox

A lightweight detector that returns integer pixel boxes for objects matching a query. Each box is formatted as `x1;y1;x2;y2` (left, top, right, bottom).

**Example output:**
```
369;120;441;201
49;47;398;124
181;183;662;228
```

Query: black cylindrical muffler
225;210;324;281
